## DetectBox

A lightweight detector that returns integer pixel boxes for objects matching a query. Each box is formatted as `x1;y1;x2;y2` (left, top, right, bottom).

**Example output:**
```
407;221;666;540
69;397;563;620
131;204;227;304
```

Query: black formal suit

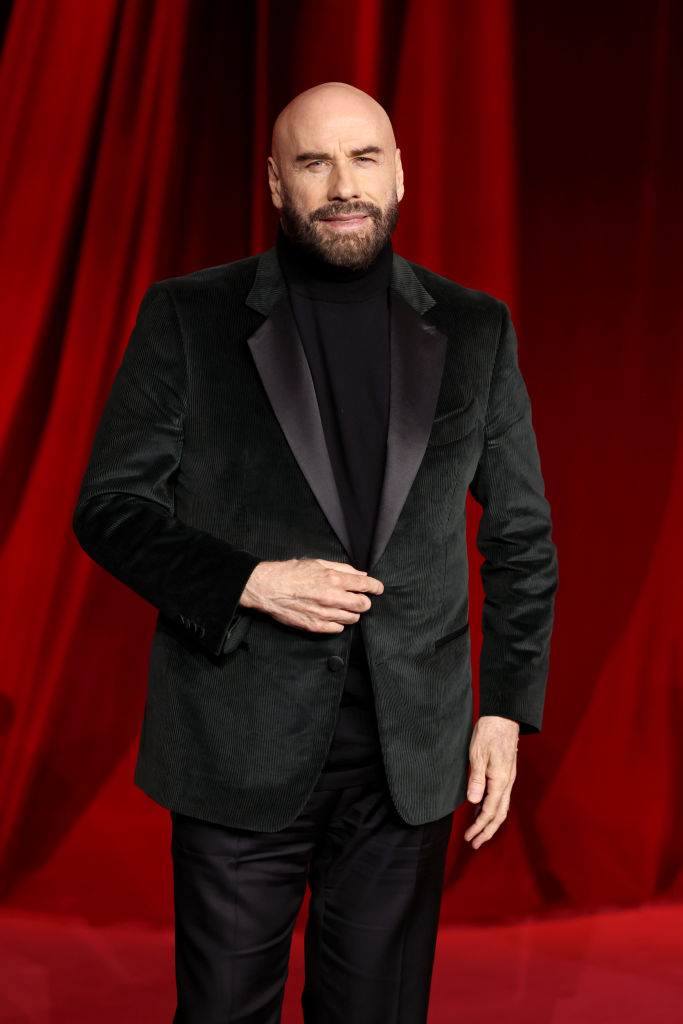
73;247;557;833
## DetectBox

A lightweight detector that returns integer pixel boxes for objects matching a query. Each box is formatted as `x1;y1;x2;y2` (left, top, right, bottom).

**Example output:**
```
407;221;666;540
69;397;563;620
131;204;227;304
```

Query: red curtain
0;0;681;926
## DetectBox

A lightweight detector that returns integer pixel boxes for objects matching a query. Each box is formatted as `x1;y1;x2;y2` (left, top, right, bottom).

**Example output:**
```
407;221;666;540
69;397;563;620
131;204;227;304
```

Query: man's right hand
239;558;384;633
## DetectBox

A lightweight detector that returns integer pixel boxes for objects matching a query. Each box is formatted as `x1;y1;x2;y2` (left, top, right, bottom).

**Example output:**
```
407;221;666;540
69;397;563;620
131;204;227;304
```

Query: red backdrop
0;0;681;926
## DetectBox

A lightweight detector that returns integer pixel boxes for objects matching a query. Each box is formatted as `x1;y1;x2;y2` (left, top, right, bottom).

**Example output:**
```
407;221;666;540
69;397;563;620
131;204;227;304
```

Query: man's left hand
464;715;520;849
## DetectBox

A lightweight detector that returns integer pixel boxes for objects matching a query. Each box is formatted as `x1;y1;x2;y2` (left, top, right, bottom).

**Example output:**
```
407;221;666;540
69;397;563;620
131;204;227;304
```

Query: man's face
269;91;404;269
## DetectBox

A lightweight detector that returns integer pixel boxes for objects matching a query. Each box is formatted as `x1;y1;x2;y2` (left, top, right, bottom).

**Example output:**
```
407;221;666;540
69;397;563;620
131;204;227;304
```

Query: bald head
271;82;397;165
268;83;403;269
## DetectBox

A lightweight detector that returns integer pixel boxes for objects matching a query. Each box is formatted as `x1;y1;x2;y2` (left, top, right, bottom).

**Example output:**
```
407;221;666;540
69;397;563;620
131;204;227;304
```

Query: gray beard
279;195;399;270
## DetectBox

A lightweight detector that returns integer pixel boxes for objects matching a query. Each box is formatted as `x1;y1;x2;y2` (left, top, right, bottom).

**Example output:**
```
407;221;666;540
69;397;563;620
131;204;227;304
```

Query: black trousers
171;781;453;1024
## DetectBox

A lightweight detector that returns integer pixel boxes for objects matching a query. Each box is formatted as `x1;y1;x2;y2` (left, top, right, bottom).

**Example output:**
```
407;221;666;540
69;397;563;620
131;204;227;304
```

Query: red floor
1;905;681;1022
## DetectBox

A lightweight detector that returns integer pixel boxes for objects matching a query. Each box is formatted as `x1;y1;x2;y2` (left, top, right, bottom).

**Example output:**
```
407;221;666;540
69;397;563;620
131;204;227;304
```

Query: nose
327;163;360;202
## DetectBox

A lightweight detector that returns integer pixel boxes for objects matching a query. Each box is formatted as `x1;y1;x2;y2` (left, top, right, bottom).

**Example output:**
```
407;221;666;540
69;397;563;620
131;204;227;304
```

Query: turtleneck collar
276;225;393;303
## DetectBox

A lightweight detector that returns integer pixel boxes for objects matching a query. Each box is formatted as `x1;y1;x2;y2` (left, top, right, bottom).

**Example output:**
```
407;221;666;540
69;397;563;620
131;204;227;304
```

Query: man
74;83;557;1023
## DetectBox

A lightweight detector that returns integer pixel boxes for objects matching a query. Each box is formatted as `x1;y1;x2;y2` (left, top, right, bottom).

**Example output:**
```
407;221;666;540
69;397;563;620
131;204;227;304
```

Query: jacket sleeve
73;283;260;656
469;303;558;732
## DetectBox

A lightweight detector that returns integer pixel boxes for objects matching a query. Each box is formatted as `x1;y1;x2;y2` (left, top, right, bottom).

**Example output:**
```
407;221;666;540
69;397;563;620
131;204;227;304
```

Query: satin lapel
369;292;447;568
247;298;353;559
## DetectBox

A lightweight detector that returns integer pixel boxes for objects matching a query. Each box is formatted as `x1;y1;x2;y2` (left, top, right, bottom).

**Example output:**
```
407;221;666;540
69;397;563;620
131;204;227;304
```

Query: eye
356;156;374;164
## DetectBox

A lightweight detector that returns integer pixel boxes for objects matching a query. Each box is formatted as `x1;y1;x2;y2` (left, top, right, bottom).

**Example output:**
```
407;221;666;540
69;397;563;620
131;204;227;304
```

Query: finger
464;805;497;841
464;775;504;828
337;573;384;595
292;598;363;625
470;803;510;849
317;568;383;597
315;605;363;624
272;611;348;633
463;794;498;842
315;559;368;575
317;589;372;614
307;620;346;634
471;821;499;849
354;575;384;595
464;785;511;844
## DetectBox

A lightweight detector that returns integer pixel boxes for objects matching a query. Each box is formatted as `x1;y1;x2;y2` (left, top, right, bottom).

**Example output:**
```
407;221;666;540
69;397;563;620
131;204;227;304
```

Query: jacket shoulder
401;257;507;316
153;254;261;297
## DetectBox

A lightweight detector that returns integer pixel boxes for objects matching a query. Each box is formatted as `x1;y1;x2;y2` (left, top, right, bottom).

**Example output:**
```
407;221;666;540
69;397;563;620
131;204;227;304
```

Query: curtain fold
0;0;680;925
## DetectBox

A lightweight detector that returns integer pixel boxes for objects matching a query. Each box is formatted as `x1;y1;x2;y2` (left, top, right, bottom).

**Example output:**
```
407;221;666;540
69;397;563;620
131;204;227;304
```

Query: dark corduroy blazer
73;247;557;829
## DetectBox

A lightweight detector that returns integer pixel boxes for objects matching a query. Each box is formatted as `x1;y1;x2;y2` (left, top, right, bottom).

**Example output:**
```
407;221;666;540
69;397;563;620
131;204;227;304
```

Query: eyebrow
294;145;384;163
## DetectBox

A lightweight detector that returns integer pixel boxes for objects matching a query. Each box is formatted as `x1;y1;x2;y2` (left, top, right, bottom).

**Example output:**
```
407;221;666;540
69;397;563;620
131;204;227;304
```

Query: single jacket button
327;655;345;672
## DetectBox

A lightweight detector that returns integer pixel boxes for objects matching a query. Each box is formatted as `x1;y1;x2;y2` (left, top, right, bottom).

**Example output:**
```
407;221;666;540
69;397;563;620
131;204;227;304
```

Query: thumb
467;772;486;804
467;753;487;803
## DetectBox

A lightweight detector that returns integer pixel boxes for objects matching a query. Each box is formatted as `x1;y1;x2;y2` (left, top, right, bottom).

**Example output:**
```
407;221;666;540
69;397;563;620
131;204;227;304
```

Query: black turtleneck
277;228;391;790
277;228;392;569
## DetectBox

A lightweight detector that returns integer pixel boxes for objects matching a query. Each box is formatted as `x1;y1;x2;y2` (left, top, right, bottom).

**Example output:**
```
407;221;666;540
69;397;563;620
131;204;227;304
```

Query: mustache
310;201;382;223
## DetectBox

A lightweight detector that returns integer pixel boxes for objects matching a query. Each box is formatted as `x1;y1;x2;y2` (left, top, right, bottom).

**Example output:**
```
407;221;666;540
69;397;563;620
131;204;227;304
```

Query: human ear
395;149;405;202
267;157;283;210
